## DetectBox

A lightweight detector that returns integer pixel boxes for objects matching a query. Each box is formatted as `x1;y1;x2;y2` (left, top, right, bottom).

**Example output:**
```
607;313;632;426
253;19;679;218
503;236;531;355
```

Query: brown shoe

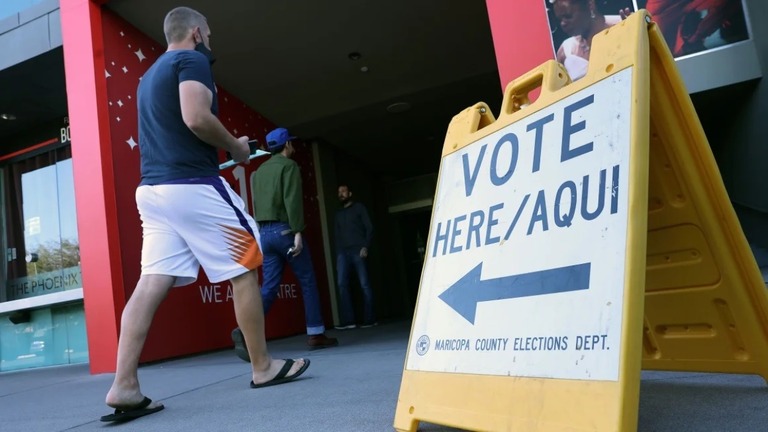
307;334;339;350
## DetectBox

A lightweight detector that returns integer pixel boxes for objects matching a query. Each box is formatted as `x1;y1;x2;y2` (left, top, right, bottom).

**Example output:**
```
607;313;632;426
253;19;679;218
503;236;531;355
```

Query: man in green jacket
232;128;337;359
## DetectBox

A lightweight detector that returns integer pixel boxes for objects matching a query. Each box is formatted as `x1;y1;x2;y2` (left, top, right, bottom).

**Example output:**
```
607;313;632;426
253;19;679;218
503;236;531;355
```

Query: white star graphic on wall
122;66;128;73
128;95;132;99
128;44;132;48
109;101;113;106
111;61;115;66
116;117;121;122
105;69;111;78
134;48;146;62
126;136;137;149
117;100;124;107
120;31;125;37
224;97;228;102
234;129;238;134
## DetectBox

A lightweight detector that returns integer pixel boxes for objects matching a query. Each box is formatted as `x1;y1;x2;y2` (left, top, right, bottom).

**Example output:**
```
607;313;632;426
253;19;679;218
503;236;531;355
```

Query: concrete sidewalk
1;319;767;431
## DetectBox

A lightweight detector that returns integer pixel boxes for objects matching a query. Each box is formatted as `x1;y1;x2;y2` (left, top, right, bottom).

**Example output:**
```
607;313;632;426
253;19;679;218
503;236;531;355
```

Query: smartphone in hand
221;139;262;169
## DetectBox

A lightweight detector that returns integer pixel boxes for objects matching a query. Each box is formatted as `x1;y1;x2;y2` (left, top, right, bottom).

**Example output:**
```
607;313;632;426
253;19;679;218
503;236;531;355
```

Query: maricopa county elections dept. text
431;335;610;352
431;95;621;258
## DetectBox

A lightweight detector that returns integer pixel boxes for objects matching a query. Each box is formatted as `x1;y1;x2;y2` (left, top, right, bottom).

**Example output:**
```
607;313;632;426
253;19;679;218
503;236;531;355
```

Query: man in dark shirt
101;7;309;423
333;184;376;329
231;127;337;360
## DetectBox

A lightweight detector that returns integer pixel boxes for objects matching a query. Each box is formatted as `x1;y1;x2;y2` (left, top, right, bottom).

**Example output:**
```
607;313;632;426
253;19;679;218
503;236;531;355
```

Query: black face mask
195;42;216;65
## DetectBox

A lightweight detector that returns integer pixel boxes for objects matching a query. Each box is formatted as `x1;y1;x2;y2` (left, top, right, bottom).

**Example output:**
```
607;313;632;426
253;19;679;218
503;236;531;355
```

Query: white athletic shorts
136;176;262;286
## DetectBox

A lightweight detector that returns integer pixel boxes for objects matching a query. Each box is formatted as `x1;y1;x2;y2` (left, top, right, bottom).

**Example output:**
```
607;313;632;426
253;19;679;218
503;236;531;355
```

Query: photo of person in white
546;0;634;80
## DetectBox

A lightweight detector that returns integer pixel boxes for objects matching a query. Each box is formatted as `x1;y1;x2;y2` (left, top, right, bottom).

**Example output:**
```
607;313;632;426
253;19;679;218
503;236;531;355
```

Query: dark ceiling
0;47;67;140
105;0;503;180
0;1;503;181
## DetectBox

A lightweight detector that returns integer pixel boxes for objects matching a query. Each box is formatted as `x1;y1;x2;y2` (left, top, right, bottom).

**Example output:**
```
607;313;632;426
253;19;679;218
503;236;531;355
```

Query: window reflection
0;305;89;371
3;146;81;302
0;144;89;371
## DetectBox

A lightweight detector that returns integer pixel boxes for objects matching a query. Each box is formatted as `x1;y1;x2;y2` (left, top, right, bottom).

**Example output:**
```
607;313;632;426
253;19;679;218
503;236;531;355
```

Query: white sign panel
26;217;41;235
406;67;634;381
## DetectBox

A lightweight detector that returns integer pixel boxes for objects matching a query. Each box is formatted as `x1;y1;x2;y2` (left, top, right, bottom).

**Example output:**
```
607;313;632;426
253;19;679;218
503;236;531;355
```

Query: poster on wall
635;0;750;58
545;0;637;81
544;0;752;82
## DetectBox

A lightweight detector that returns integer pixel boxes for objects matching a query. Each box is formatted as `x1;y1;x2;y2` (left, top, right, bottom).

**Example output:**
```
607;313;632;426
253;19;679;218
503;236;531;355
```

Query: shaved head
163;7;207;44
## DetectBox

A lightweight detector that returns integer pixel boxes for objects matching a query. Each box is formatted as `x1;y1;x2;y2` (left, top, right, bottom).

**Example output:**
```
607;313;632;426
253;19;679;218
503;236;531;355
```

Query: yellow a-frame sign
394;10;768;432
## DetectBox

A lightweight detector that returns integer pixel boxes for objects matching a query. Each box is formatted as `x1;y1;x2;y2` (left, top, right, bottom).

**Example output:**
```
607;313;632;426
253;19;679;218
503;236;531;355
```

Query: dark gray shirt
334;201;373;252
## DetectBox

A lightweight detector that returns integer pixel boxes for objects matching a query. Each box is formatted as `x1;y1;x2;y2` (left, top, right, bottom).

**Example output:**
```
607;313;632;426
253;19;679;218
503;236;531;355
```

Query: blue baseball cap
265;127;297;150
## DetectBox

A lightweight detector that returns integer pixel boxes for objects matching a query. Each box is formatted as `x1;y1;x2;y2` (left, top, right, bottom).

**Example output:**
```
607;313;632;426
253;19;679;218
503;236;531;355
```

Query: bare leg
105;274;174;409
230;269;306;383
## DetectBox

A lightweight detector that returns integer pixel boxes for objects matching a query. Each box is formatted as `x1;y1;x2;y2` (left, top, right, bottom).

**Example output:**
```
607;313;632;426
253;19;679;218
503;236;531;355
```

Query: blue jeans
260;222;325;335
336;249;375;326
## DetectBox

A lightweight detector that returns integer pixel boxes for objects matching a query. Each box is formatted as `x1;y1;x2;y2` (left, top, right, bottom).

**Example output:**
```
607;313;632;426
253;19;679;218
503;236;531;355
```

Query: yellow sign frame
395;10;768;432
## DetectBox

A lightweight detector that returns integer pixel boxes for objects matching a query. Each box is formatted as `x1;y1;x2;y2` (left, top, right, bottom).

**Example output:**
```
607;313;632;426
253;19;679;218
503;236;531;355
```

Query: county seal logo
416;335;430;356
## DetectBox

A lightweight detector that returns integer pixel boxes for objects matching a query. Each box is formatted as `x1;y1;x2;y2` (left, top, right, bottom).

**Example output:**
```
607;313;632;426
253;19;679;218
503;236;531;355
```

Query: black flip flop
100;396;164;422
250;359;311;389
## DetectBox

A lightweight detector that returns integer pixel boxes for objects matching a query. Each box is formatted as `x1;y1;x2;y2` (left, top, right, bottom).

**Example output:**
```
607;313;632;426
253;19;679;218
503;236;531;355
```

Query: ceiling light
348;52;362;61
386;102;411;114
360;66;369;73
0;113;16;120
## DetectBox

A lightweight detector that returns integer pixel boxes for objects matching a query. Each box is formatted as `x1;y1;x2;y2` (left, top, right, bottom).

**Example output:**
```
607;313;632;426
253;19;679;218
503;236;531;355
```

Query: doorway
395;208;432;310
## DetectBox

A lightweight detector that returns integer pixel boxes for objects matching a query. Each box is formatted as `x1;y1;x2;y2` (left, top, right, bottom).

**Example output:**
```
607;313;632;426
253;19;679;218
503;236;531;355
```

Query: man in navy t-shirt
100;7;309;424
137;47;221;185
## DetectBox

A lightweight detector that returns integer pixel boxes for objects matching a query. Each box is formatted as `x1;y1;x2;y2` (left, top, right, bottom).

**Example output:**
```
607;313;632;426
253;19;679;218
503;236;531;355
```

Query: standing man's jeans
260;222;326;336
336;249;375;326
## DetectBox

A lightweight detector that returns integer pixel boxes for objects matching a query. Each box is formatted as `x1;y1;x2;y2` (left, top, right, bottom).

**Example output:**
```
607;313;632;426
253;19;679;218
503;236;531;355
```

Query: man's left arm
283;163;306;233
360;204;374;257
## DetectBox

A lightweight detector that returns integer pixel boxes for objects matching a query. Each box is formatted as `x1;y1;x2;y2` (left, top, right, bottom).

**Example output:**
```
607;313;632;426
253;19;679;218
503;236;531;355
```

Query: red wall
61;0;123;373
485;0;558;89
100;10;332;363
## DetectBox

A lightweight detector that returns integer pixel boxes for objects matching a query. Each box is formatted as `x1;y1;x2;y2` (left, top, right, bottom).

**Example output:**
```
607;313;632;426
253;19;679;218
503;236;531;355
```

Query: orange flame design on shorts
219;224;263;270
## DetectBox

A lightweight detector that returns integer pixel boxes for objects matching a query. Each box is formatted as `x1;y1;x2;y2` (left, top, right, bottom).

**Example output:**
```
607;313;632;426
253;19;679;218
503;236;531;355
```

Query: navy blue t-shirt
137;50;219;185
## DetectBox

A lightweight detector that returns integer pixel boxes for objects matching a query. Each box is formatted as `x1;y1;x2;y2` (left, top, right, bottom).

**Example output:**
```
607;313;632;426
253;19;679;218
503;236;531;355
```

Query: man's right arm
282;162;306;233
556;44;567;65
179;81;247;160
334;212;342;252
360;204;374;248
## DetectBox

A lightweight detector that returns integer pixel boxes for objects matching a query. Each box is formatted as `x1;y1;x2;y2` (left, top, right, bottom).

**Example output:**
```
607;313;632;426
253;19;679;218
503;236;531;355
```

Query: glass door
3;146;81;302
0;145;88;372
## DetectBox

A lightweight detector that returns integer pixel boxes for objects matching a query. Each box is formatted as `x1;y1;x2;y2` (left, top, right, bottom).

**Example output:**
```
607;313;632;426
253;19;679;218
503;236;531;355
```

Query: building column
485;0;555;89
60;0;123;374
